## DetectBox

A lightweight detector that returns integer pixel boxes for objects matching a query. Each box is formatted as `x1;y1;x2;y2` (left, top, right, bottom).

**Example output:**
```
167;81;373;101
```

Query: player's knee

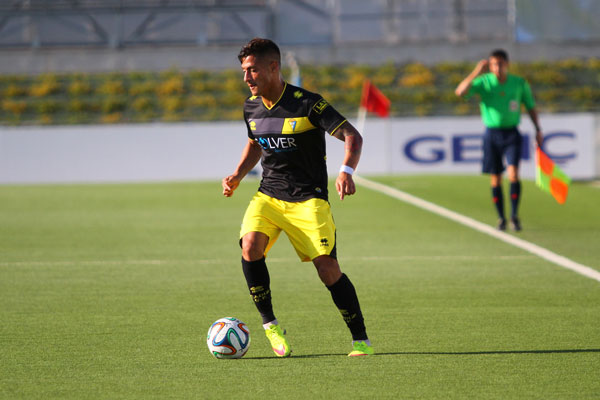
241;235;266;261
490;174;502;187
313;256;342;286
241;244;263;261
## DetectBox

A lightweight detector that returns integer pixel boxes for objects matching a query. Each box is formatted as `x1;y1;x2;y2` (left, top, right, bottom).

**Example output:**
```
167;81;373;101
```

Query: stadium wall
2;42;600;75
0;113;597;184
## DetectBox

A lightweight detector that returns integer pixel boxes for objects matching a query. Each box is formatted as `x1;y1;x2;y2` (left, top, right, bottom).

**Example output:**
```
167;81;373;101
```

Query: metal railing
0;0;597;49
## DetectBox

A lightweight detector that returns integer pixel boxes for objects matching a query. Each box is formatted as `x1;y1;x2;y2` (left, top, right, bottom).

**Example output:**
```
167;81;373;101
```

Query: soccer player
455;49;543;231
222;38;373;357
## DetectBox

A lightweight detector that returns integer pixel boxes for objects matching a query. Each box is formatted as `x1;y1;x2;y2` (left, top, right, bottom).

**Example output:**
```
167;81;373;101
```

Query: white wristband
339;165;354;175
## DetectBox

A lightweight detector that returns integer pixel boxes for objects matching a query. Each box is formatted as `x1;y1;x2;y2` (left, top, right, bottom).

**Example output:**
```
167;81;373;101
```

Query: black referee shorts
482;127;522;174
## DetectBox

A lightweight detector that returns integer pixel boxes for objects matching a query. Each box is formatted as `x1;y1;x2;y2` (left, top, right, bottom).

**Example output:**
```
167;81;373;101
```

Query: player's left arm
331;121;363;200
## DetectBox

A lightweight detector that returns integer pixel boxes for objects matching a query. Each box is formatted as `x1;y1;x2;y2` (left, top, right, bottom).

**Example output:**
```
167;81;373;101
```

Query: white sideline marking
355;175;600;283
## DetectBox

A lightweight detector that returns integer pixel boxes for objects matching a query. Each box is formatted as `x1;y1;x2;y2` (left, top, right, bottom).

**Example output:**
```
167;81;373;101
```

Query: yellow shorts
240;191;337;262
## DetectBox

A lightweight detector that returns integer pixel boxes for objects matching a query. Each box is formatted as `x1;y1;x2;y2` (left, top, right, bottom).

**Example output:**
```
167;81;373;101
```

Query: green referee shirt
467;73;535;129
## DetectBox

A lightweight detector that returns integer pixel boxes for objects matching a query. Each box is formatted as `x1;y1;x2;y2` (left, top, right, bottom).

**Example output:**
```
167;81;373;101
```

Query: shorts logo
288;119;297;132
294;91;303;99
249;120;257;131
320;238;329;247
313;98;329;114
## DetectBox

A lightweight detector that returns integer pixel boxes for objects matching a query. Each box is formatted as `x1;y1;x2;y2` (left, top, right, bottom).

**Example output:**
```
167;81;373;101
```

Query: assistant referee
455;49;543;231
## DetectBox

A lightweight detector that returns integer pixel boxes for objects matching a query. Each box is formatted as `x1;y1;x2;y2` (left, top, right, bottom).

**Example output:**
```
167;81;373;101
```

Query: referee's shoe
510;217;522;232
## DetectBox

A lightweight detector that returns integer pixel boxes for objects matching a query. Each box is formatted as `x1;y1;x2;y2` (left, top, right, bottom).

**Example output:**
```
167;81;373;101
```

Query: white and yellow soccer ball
206;317;250;359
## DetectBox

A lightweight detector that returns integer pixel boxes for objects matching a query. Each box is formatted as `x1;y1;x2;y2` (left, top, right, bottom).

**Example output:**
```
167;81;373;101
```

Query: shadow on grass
375;348;600;356
245;348;600;360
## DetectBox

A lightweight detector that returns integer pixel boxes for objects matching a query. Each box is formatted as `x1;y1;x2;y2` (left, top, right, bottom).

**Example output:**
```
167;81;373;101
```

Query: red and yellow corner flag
535;147;571;204
360;80;391;117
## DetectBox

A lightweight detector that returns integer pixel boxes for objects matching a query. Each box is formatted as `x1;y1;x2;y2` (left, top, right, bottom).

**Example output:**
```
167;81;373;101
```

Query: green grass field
1;175;599;399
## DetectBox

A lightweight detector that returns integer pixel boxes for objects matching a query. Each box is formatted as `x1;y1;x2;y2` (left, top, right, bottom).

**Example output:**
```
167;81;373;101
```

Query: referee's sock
327;273;367;341
491;185;505;221
241;257;275;324
509;181;521;218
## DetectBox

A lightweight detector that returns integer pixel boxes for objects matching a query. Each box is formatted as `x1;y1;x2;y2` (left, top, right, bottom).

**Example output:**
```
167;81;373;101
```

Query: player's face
489;56;508;80
241;55;276;97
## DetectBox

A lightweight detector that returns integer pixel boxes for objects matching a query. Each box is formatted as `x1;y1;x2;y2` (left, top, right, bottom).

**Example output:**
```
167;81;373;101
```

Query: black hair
490;49;509;62
238;38;281;64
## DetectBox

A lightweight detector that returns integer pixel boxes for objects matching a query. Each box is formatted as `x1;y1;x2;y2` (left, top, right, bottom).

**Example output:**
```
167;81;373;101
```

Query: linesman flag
535;146;571;204
360;80;391;117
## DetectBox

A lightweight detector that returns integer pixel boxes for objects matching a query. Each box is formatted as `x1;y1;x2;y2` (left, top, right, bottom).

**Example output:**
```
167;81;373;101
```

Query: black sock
327;273;367;341
509;181;521;219
491;186;505;220
241;257;275;324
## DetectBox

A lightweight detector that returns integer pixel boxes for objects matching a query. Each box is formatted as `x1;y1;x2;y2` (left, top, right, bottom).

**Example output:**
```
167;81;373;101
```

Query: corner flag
535;147;571;204
360;80;390;117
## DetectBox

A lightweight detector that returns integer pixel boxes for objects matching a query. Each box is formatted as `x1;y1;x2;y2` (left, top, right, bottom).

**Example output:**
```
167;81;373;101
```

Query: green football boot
348;340;374;357
265;324;291;357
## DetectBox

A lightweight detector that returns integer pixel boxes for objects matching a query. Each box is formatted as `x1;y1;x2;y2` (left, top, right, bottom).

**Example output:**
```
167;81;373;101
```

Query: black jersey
243;83;347;202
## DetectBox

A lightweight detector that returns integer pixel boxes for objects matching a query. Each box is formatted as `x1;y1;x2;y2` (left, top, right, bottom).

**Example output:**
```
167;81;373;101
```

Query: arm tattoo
333;122;363;154
345;134;362;154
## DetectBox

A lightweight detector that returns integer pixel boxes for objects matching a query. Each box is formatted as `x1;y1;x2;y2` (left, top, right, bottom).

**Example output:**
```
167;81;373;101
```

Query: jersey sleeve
245;120;254;139
307;96;347;135
521;79;536;110
465;75;484;99
243;104;256;140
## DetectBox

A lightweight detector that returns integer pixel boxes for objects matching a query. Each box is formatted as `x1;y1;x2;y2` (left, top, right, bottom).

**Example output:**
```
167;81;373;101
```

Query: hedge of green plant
1;59;599;125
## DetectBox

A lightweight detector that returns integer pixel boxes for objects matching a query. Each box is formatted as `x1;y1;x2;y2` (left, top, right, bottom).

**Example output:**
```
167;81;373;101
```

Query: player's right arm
455;59;488;97
222;138;262;197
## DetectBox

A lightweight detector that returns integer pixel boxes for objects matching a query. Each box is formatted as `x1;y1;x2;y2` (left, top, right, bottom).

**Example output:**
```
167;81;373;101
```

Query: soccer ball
206;317;250;359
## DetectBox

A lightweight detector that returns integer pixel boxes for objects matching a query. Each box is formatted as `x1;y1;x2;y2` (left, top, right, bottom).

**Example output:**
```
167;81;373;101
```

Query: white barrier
340;113;598;180
1;114;597;184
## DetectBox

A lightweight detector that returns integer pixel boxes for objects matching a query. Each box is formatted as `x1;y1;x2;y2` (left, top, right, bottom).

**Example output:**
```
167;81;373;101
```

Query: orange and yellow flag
535;147;571;204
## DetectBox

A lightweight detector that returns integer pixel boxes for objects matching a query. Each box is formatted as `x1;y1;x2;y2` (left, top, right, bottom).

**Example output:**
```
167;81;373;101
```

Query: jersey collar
262;82;287;110
489;73;510;85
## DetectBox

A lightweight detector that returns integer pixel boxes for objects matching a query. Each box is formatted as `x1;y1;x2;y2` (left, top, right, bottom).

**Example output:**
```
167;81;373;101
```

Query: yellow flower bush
97;80;125;96
373;63;397;86
400;63;435;87
132;96;155;113
101;112;122;124
223;77;246;94
69;80;92;96
188;94;217;108
0;58;599;125
156;76;184;96
102;97;127;113
2;99;27;115
4;84;27;97
343;65;370;90
129;81;157;96
160;96;184;113
29;75;60;97
37;100;60;114
68;99;88;113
